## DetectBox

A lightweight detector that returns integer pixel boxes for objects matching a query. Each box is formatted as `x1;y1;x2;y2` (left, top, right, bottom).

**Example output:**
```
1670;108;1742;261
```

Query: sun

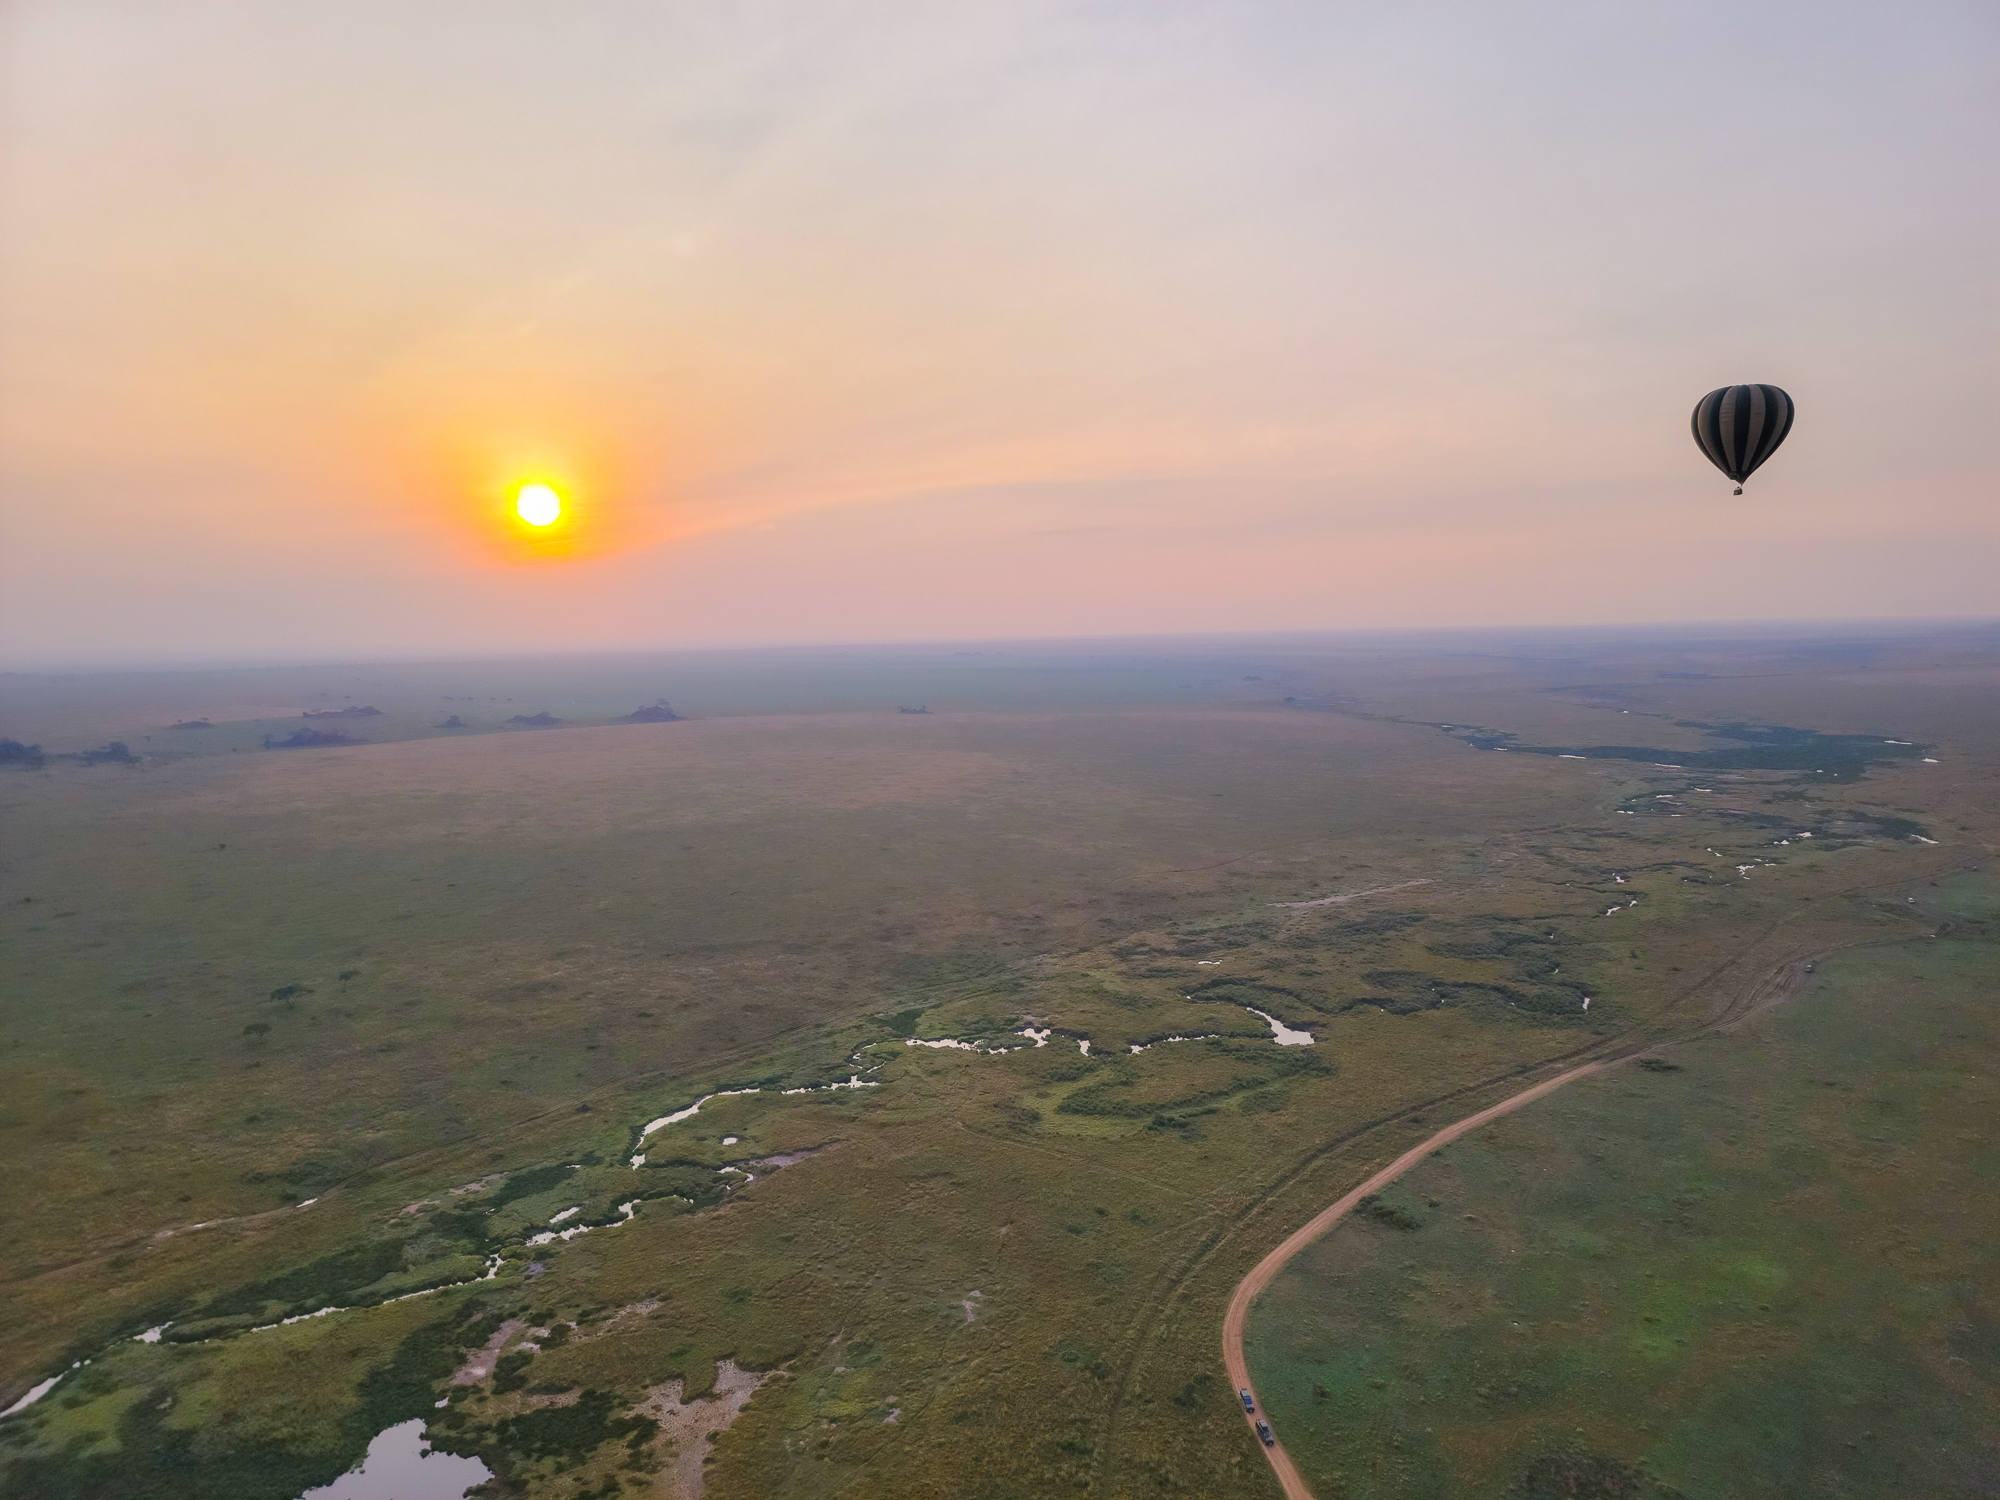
514;482;563;527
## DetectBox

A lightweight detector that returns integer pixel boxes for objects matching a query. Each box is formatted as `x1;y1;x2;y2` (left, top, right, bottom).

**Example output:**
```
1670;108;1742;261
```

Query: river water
294;1419;490;1500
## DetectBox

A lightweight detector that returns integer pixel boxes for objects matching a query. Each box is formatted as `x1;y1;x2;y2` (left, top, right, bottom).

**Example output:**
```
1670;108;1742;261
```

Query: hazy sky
2;1;1994;663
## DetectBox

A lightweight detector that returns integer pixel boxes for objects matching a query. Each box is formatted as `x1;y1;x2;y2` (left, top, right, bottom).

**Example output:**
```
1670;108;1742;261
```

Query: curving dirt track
1219;1058;1613;1496
1217;951;1836;1498
1085;862;1955;1499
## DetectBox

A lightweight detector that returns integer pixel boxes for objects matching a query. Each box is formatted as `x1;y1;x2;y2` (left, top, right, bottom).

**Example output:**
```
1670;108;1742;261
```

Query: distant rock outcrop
303;705;383;719
619;700;683;723
1;738;47;768
438;714;467;729
263;727;356;749
897;705;931;715
505;712;565;727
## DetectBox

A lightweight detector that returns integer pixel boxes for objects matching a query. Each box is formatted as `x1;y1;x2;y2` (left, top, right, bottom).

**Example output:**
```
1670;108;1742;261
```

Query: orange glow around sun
374;401;694;566
460;464;602;560
364;359;724;565
495;474;586;556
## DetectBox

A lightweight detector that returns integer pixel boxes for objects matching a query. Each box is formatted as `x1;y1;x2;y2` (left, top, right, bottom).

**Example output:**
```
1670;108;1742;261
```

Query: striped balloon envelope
1691;384;1795;494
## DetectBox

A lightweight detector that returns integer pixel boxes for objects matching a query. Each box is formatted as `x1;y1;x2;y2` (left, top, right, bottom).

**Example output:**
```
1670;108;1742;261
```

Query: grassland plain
1244;872;2000;1499
1;632;1993;1497
0;641;1309;758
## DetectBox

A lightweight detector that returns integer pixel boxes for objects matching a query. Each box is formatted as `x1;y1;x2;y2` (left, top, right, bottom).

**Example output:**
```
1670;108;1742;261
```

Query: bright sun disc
515;483;562;526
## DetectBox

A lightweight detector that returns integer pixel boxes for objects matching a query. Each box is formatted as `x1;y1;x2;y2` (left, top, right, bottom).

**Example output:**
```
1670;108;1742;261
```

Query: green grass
1246;873;2000;1499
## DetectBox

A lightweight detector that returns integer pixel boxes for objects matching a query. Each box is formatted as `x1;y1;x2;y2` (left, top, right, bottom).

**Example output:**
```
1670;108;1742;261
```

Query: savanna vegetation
1;629;1991;1497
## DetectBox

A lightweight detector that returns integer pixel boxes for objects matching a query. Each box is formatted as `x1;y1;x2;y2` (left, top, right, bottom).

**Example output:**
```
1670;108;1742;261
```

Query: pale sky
2;0;1994;664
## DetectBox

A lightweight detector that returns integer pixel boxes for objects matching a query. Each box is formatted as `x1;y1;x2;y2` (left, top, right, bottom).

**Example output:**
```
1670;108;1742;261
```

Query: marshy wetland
2;628;1995;1498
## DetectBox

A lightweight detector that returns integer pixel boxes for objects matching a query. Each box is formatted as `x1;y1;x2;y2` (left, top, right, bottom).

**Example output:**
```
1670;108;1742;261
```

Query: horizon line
4;614;1996;678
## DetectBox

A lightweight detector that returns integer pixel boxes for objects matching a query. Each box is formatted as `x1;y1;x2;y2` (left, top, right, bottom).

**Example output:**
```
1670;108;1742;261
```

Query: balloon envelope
1692;384;1794;487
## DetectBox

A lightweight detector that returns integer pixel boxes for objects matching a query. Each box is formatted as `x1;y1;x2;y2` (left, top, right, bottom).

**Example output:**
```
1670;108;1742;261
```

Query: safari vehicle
1255;1419;1275;1447
1240;1389;1255;1412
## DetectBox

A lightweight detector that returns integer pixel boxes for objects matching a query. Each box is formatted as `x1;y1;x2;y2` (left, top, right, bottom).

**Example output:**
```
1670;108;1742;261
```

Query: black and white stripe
1691;384;1794;488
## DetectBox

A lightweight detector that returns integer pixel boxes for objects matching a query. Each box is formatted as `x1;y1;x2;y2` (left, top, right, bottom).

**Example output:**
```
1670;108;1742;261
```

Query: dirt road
1219;1058;1613;1499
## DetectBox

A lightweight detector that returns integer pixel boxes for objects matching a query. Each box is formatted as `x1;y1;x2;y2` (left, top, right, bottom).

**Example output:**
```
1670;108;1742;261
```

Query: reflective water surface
295;1419;490;1500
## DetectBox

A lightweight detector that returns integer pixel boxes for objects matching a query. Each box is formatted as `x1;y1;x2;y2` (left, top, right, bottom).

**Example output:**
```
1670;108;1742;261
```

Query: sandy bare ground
450;1319;526;1384
1220;1059;1611;1499
632;1359;766;1499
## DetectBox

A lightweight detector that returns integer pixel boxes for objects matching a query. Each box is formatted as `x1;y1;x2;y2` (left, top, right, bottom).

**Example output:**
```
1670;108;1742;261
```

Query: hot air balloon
1691;384;1794;494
